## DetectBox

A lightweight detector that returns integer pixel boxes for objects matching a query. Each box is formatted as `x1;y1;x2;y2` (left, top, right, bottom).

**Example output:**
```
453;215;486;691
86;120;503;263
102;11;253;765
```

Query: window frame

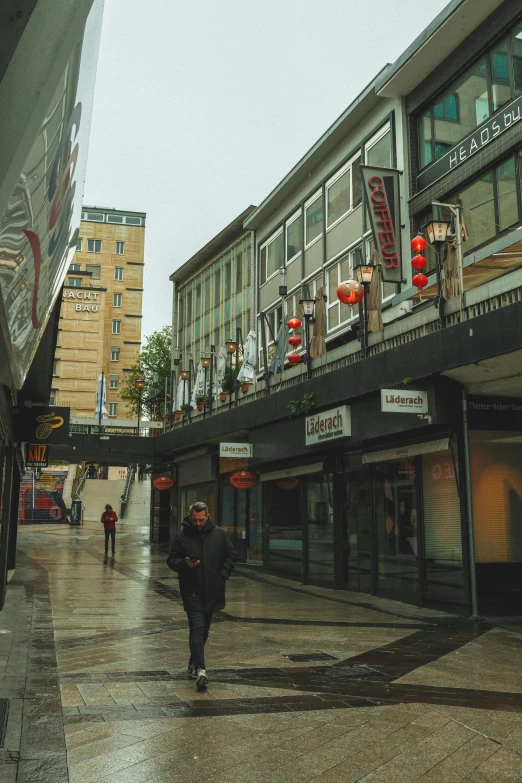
108;402;118;417
325;153;362;231
75;237;82;251
285;209;303;265
68;277;82;287
69;263;81;272
325;245;361;333
259;228;284;286
364;122;392;165
111;347;120;361
86;264;100;279
304;190;324;249
115;241;125;255
109;374;119;389
113;293;122;308
112;320;121;335
114;266;124;281
87;238;102;253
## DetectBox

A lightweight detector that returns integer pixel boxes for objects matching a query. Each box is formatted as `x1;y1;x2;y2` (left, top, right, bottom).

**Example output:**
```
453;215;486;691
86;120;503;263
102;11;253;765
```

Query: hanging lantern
288;335;302;348
288;352;302;364
336;279;364;305
411;254;427;271
411;234;427;253
287;317;302;330
412;273;429;291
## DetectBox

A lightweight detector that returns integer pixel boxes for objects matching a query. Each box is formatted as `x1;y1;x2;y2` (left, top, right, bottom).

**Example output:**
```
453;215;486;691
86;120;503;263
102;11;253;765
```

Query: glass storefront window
181;483;216;522
307;474;334;586
456;172;496;249
497;157;518;230
267;479;302;580
374;460;419;597
341;473;372;593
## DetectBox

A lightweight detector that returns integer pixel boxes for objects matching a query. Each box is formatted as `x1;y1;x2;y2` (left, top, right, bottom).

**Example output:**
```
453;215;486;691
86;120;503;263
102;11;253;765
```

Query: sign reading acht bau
381;389;428;414
305;405;351;446
219;443;252;458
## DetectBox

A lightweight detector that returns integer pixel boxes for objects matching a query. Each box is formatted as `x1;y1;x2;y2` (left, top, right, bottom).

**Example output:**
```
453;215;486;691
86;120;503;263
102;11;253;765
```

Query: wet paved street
1;508;522;782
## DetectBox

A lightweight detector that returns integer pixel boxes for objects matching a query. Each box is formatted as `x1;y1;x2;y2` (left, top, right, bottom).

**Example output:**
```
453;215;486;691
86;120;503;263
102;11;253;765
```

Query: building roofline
82;205;147;217
169;206;257;284
243;66;390;231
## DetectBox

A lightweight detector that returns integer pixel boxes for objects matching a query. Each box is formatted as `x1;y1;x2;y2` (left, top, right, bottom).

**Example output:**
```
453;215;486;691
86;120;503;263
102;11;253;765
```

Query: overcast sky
83;0;451;339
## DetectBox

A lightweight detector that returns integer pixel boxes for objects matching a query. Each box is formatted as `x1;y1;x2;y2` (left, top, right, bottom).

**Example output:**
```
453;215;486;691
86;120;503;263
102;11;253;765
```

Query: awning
260;462;324;482
362;438;449;464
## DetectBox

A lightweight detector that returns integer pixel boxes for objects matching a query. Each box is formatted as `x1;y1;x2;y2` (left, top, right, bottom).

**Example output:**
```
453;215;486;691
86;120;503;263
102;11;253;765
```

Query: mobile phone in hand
189;555;199;561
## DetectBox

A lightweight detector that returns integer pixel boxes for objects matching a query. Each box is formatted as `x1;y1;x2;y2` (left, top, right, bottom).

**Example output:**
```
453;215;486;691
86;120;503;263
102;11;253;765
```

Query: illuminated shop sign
381;389;428;413
417;94;522;191
219;442;253;458
361;165;402;284
305;405;351;446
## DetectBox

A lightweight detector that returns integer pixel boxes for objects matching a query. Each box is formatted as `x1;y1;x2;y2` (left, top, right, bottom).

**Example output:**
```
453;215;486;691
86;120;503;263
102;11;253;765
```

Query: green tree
120;326;172;419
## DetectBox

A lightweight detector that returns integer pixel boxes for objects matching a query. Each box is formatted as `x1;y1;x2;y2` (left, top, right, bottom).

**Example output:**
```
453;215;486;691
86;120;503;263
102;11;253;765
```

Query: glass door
307;474;334;586
341;474;373;593
267;480;303;580
374;459;421;601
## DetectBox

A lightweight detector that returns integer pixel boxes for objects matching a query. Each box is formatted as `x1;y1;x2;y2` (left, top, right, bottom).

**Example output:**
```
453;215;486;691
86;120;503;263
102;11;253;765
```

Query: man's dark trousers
104;528;115;552
187;611;212;670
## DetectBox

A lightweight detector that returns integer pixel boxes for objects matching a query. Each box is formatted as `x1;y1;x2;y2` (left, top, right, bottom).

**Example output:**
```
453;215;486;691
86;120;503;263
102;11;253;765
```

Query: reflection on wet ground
1;513;522;782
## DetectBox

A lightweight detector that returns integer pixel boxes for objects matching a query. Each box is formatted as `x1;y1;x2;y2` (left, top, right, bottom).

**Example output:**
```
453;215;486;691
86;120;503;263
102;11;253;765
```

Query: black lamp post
135;377;145;435
426;207;451;320
299;296;316;378
201;355;211;417
226;338;236;409
354;263;374;359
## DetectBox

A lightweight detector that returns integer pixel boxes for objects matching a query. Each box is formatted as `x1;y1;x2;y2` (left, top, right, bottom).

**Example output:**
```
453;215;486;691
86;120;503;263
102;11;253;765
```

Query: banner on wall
361;165;402;284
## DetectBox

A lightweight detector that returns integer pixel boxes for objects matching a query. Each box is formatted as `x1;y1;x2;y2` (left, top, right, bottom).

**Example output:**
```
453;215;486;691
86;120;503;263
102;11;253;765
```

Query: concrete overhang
376;0;504;98
244;68;389;231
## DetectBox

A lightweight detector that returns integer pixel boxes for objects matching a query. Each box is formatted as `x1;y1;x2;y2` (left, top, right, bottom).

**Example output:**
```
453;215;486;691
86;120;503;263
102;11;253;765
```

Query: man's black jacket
167;516;236;613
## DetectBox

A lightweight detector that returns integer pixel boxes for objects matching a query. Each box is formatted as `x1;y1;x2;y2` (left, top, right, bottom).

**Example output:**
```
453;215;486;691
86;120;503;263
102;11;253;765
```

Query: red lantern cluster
287;316;302;364
336;280;364;306
410;235;428;293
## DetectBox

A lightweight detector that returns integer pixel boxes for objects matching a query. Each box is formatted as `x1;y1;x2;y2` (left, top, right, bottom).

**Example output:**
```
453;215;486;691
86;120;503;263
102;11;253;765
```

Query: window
259;230;283;284
258;304;283;369
114;266;123;281
69;263;80;272
116;241;125;255
286;211;302;263
108;402;118;417
326;155;362;229
125;216;142;225
87;239;102;253
305;192;324;246
82;212;104;222
112;320;121;334
52;360;58;377
49;391;56;406
76;237;82;251
236;252;242;291
111;347;120;361
107;214;124;223
326;249;357;331
113;293;122;307
86;264;100;279
68;277;82;287
366;125;392;167
109;374;119;389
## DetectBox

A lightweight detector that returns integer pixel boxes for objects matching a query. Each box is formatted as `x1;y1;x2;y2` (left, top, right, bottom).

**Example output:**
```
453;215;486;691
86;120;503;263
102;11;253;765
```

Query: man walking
167;502;235;690
101;504;118;554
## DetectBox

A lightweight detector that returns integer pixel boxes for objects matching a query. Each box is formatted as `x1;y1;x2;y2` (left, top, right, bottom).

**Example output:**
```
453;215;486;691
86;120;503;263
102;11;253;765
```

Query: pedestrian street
1;512;522;783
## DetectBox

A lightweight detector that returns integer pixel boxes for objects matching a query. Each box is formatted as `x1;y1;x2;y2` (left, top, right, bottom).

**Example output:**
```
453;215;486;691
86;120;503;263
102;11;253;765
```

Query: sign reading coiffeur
305;405;351;445
381;389;428;413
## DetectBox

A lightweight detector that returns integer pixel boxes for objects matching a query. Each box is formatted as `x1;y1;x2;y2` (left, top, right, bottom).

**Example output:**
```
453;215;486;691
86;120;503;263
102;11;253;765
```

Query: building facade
53;206;146;424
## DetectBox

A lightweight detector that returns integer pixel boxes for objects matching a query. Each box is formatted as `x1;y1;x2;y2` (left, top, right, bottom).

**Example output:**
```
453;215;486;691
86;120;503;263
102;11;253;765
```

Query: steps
81;478;125;522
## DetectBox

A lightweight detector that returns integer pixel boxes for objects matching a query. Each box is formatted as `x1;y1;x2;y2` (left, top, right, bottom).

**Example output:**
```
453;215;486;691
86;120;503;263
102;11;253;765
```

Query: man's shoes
196;669;208;690
187;662;197;679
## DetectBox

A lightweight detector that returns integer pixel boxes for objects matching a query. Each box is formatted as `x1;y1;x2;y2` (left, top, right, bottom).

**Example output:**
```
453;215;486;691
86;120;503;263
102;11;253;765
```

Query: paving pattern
1;497;522;781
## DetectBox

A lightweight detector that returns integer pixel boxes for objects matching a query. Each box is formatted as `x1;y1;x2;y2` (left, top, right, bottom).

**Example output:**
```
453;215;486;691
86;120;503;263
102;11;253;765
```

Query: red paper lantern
287;317;302;330
288;352;302;364
288;335;302;347
412;273;429;291
411;254;427;271
411;235;427;253
336;280;364;305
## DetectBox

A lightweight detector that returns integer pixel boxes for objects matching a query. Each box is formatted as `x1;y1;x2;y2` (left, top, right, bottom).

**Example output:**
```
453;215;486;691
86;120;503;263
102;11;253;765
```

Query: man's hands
185;557;200;568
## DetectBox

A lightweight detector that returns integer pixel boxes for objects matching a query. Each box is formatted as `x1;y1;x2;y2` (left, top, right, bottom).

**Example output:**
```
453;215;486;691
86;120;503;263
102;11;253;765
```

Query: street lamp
354;263;374;359
226;339;236;410
299;296;316;378
135;377;145;435
201;356;211;416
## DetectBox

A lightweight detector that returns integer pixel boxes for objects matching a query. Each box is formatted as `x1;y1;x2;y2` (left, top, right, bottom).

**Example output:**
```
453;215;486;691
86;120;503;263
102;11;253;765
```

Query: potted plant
181;403;192;416
220;366;235;402
196;394;209;411
174;411;182;421
240;381;251;393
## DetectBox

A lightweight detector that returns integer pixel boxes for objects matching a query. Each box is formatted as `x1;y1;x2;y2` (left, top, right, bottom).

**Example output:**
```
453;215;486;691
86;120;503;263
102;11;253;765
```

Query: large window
69;263;81;272
86;264;100;279
286;211;302;263
326;248;358;331
114;267;123;281
259;230;284;284
365;124;392;167
116;241;125;255
113;293;122;307
326;155;362;229
109;374;119;389
258;303;283;369
87;239;102;253
76;237;82;251
112;320;121;335
108;402;118;417
305;192;324;247
111;347;120;361
419;22;522;169
68;277;82;287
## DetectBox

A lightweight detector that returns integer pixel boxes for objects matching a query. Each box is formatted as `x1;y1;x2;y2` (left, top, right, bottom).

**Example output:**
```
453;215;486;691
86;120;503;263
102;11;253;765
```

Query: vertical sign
361;165;402;284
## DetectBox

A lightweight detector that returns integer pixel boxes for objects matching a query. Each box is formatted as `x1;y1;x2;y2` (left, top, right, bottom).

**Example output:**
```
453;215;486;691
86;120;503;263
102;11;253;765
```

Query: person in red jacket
101;504;118;554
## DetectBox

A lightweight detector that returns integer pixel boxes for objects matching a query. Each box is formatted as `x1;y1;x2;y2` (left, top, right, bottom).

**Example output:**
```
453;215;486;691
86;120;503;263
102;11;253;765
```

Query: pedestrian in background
101;504;118;554
167;502;235;690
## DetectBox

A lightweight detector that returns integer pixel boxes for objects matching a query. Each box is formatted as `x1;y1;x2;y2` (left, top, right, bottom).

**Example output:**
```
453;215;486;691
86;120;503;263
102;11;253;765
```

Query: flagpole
98;371;104;436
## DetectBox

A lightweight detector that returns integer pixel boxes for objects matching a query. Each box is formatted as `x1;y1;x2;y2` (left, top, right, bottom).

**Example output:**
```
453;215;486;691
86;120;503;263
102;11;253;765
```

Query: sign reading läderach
219;443;253;458
381;389;428;414
16;407;70;444
305;406;351;446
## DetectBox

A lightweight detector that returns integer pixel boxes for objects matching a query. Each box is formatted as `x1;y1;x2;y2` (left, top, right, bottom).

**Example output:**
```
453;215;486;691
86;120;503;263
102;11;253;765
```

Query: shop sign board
467;395;522;429
360;165;402;283
153;475;174;491
417;93;522;191
229;470;258;489
26;444;49;468
381;389;428;414
219;442;252;458
16;407;70;444
305;405;351;446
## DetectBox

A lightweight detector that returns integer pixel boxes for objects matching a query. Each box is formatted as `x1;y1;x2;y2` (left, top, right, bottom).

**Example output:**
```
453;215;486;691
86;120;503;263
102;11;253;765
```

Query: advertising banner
361;165;402;284
16;407;70;444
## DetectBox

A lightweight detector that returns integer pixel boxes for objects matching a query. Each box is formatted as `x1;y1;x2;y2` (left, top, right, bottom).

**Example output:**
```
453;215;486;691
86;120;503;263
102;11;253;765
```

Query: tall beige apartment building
52;206;145;423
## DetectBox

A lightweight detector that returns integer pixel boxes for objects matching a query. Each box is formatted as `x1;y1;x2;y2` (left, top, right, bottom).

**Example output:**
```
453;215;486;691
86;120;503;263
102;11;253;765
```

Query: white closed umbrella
216;347;227;394
175;374;189;410
237;330;257;383
190;361;206;408
94;372;107;419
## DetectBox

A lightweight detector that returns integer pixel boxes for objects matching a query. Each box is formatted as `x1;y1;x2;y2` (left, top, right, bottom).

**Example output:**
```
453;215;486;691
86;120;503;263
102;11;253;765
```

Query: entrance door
340;474;372;592
374;459;421;602
267;481;303;580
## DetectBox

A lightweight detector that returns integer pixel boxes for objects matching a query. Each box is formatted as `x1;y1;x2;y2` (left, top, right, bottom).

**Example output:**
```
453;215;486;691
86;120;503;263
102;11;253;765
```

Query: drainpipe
462;388;479;620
